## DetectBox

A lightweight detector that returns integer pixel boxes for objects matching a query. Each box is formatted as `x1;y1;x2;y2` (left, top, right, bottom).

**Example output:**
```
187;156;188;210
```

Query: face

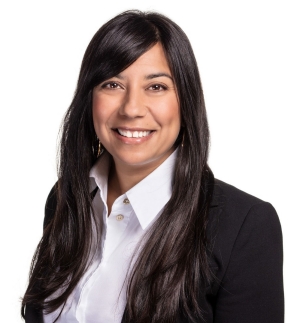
92;43;180;172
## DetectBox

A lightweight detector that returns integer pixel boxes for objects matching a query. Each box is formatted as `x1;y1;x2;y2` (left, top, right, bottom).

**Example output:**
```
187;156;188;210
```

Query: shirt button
123;198;130;204
116;214;124;221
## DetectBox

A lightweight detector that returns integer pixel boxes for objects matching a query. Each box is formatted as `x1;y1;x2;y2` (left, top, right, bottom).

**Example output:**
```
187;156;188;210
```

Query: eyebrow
145;73;173;81
114;74;125;80
114;73;173;81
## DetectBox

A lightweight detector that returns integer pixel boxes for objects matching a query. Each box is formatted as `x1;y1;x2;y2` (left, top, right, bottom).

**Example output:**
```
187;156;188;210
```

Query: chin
115;154;156;167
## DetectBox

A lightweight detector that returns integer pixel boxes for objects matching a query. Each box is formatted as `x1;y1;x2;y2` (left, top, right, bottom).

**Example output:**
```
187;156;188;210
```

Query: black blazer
25;179;284;323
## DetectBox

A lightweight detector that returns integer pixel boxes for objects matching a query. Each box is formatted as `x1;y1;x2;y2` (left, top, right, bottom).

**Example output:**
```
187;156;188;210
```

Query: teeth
118;129;151;138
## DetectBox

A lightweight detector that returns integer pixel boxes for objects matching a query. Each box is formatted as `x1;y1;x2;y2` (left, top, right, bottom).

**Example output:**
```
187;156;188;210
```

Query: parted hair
22;10;214;323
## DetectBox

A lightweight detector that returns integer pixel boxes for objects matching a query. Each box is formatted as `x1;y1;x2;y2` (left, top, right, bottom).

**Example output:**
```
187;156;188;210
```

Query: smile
117;129;152;138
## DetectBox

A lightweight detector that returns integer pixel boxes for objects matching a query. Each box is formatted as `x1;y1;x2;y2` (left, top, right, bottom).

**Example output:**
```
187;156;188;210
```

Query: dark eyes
100;81;168;92
148;84;167;91
101;82;121;89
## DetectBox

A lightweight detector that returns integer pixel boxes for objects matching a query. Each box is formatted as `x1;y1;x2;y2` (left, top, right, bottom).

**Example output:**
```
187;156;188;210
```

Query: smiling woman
21;10;284;323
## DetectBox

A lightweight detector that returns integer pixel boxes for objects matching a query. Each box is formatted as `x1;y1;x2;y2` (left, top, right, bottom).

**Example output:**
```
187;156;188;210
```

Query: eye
101;82;122;89
148;84;168;91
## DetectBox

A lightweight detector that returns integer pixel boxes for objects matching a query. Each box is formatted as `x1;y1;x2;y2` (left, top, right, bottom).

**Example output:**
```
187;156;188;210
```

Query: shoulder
208;178;283;282
208;179;284;321
210;178;281;228
210;177;282;238
213;178;266;208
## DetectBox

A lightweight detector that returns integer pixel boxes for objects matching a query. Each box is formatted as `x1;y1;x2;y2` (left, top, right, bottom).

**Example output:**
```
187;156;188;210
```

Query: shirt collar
126;150;177;229
89;152;111;202
89;150;177;230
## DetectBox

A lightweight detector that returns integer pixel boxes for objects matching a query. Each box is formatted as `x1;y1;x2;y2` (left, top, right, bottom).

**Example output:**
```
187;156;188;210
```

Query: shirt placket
101;194;131;264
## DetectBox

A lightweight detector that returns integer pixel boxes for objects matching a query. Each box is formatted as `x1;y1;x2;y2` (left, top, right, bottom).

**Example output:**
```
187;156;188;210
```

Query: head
66;10;209;173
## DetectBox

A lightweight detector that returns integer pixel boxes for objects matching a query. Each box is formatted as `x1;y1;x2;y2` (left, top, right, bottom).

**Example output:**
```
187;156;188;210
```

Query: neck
108;160;160;194
106;160;161;215
106;149;175;215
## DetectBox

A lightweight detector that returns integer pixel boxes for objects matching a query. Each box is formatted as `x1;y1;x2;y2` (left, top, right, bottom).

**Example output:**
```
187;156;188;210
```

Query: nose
119;87;147;118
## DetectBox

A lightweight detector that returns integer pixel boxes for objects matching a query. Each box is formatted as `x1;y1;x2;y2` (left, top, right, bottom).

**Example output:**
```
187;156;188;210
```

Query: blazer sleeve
214;202;284;323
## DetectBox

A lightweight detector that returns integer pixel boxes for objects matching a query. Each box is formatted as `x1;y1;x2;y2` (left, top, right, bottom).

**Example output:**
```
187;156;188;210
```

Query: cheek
92;97;111;143
92;92;121;126
156;98;180;128
92;94;114;131
92;95;103;126
92;106;104;129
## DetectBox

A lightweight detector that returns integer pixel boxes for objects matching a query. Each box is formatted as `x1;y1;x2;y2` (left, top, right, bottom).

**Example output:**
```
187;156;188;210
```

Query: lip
112;127;155;144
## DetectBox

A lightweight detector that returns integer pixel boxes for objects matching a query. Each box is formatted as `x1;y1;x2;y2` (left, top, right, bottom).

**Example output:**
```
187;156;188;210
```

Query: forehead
118;43;172;77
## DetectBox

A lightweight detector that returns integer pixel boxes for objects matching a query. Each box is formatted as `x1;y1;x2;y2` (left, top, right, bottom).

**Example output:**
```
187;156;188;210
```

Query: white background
0;0;299;321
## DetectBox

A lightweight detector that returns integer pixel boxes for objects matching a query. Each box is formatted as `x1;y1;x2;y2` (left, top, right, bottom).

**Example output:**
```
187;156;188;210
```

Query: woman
22;10;284;323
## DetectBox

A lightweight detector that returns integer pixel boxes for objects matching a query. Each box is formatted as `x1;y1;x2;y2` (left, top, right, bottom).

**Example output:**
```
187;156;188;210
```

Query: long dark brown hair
22;10;214;322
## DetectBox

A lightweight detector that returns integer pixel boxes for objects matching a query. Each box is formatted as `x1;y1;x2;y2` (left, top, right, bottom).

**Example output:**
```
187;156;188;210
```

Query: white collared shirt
43;150;177;323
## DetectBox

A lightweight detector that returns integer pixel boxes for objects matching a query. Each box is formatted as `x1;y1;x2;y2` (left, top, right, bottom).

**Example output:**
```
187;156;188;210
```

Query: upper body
25;161;284;322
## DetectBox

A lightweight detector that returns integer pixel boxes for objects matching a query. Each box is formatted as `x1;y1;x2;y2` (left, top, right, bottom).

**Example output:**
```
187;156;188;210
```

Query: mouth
114;128;153;138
